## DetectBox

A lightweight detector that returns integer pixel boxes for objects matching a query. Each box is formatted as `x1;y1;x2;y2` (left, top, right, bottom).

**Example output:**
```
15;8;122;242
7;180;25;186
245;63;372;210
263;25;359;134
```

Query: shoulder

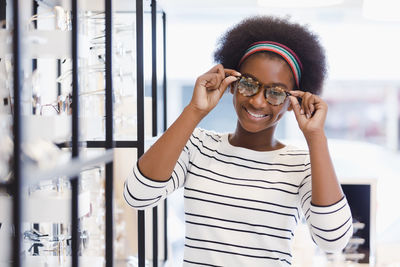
191;127;223;144
185;128;224;156
278;145;310;165
280;145;309;156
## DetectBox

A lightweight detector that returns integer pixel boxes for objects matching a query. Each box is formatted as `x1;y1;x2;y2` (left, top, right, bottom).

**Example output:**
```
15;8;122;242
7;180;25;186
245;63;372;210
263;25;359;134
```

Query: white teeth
246;109;267;118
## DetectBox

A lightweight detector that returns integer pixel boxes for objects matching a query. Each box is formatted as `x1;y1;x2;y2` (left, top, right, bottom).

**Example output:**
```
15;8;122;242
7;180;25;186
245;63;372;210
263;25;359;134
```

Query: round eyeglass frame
233;75;292;106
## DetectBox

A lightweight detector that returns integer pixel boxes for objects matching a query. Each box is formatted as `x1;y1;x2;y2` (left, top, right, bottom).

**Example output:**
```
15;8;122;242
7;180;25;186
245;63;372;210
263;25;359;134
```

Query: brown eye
265;86;288;105
237;77;259;96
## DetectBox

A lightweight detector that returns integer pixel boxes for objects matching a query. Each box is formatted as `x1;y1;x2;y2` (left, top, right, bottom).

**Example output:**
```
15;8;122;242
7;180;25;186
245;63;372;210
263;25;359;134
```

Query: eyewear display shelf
1;0;167;267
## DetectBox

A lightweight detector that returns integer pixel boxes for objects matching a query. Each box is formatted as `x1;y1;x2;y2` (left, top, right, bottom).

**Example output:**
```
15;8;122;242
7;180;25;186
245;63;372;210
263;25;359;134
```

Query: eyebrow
242;73;290;90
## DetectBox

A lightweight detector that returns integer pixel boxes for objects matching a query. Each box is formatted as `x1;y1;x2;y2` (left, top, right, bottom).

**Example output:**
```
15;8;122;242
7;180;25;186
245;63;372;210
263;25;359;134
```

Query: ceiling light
257;0;344;8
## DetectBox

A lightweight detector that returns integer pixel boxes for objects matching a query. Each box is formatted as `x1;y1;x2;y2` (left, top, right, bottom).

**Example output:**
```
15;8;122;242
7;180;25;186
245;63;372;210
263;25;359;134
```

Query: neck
229;122;285;151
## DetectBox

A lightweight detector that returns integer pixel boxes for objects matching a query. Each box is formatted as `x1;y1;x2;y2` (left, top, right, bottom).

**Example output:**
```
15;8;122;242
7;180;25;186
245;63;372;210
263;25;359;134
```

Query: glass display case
0;1;167;267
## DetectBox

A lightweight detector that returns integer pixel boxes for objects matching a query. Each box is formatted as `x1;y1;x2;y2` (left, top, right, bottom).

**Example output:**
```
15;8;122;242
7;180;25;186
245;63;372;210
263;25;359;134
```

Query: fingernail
300;109;304;115
306;113;310;119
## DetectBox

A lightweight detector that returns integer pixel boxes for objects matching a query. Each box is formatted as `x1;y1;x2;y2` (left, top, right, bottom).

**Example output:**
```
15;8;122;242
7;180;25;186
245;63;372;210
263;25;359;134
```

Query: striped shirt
124;128;353;266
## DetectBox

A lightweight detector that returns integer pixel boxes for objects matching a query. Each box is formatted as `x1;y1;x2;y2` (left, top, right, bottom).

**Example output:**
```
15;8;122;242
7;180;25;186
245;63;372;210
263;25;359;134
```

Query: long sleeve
298;156;353;253
123;144;190;210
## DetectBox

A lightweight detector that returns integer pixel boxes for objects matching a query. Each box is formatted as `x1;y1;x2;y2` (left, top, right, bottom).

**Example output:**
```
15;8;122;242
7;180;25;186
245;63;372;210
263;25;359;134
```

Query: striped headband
238;41;303;88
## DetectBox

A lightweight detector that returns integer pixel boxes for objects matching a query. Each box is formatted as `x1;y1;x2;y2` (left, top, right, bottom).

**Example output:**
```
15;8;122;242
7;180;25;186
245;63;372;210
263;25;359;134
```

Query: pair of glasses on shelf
232;75;294;106
37;94;72;115
28;6;71;31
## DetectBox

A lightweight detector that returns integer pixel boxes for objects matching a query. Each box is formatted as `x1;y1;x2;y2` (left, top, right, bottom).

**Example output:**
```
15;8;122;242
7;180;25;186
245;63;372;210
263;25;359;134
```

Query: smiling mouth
244;107;269;118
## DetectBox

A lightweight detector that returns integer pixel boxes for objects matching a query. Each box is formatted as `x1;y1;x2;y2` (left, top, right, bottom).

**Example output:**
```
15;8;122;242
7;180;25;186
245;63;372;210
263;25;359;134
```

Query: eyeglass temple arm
286;91;304;105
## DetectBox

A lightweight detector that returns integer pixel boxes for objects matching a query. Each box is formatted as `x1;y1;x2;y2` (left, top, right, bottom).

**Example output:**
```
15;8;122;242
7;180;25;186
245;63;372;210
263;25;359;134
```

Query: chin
239;116;277;134
239;121;276;134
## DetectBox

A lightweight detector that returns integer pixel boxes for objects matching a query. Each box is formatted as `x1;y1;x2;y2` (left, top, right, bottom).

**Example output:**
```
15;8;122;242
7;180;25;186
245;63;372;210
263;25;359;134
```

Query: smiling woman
229;54;294;142
124;15;353;266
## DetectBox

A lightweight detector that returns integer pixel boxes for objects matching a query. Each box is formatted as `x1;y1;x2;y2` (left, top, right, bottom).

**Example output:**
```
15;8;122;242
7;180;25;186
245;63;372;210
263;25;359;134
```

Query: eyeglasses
28;6;71;31
37;94;72;115
233;75;291;106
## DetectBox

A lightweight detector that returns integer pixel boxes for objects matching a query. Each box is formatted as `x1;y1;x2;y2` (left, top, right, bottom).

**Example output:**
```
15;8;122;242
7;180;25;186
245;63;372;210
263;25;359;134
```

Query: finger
310;95;328;121
208;73;224;90
309;103;327;123
301;92;313;119
289;95;307;125
224;68;241;77
305;93;324;117
214;64;227;87
206;64;224;74
289;90;306;97
309;102;315;116
219;75;238;96
292;91;313;119
290;90;306;115
198;73;222;90
204;64;226;85
308;94;317;116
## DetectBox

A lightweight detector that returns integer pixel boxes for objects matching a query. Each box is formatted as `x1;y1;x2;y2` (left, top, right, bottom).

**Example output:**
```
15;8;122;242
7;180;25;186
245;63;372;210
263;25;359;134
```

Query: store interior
0;0;400;266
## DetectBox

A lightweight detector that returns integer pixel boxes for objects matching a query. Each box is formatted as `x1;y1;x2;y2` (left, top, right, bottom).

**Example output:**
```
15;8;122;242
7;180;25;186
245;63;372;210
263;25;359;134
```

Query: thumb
218;76;237;96
289;95;306;125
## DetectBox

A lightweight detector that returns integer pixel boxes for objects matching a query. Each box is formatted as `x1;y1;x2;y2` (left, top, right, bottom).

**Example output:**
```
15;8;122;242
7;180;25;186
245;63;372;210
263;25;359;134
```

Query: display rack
1;1;167;267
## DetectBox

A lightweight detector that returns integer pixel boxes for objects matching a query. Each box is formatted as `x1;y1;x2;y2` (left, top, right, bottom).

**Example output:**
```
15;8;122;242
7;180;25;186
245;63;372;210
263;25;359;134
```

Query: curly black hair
214;16;327;95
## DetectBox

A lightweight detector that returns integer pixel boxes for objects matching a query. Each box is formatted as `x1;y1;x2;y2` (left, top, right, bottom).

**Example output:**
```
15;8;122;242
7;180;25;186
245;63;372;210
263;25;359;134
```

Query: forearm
138;105;205;181
306;132;343;206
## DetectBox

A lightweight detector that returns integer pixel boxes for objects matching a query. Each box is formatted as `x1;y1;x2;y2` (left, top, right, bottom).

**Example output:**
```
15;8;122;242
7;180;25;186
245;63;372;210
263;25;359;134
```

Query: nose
248;89;267;108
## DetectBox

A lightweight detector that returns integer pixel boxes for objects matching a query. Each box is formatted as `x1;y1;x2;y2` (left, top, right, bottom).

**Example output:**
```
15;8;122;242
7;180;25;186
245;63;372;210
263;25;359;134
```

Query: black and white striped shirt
124;128;353;266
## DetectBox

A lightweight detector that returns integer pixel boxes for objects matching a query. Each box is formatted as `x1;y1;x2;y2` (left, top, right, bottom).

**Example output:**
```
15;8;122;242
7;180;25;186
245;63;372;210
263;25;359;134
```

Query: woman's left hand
288;90;328;139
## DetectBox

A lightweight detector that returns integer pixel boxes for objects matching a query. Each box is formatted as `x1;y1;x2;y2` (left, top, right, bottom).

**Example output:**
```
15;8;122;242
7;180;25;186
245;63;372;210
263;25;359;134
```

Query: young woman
124;16;353;266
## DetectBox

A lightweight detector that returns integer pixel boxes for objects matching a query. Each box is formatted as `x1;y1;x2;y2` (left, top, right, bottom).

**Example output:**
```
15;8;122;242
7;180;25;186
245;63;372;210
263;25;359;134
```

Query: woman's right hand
188;64;241;117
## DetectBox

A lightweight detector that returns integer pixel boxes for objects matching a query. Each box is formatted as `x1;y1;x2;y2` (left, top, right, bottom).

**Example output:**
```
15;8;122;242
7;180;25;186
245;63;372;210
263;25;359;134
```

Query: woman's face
232;53;295;134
